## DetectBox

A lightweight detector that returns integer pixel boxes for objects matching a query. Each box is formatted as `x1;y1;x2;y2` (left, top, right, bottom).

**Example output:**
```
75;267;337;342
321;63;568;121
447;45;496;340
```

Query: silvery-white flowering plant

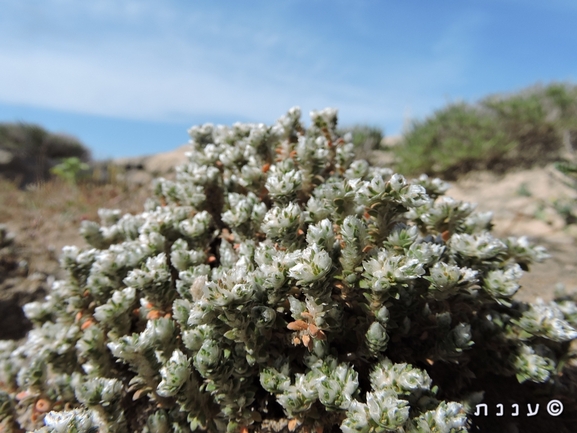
0;107;576;433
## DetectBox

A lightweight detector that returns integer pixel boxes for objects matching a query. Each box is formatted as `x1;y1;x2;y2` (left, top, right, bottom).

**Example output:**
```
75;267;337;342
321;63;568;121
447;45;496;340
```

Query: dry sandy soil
0;179;150;339
447;166;577;302
1;147;577;341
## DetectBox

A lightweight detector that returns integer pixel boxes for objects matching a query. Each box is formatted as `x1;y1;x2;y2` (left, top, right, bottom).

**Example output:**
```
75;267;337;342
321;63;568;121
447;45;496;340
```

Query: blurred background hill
0;123;90;186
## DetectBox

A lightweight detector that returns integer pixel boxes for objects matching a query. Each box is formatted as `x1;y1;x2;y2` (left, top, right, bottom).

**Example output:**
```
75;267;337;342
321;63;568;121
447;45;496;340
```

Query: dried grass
0;177;149;275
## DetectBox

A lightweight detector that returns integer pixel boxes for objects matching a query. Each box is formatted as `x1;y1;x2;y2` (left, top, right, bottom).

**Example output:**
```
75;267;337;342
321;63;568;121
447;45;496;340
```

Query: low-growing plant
1;108;577;433
50;157;91;185
393;82;577;179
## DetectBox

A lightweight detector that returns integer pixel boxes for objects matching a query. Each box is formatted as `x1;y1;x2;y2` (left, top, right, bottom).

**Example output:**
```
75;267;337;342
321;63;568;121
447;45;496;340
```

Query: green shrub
50;157;91;185
337;125;384;161
393;83;577;179
1;108;576;432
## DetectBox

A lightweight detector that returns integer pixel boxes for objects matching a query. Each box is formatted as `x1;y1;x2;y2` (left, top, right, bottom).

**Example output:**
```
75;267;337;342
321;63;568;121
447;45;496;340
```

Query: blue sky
1;0;576;159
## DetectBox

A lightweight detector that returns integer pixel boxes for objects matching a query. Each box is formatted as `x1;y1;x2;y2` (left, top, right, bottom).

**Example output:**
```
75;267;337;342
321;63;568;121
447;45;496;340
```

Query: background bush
0;123;90;186
392;83;577;179
337;125;384;161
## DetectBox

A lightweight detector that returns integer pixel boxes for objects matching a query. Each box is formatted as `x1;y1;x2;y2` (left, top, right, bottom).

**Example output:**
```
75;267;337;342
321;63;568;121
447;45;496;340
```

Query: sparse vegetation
50;157;91;185
393;83;577;179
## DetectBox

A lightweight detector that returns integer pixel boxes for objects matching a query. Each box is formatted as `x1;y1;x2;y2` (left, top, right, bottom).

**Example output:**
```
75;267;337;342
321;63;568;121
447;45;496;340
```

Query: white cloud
0;0;482;133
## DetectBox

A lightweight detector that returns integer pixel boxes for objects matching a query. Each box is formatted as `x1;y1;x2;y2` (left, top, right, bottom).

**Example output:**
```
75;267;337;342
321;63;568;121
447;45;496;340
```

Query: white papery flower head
450;233;507;259
289;244;332;285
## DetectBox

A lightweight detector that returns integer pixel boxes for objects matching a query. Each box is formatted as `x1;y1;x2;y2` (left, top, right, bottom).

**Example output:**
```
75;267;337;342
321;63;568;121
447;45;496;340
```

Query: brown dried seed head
441;230;451;242
81;319;94;330
262;163;271;173
315;330;327;341
147;310;162;320
16;391;30;401
133;389;146;400
292;336;301;346
302;334;311;349
287;320;308;331
35;398;51;413
288;419;299;432
308;323;320;336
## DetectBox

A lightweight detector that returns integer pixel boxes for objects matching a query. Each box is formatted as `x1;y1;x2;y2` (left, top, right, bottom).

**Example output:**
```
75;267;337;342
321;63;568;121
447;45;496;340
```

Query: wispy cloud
0;0;500;132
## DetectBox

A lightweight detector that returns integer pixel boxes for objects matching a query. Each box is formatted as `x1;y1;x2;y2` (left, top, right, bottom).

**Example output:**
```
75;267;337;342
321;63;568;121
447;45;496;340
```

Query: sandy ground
0;180;150;339
446;166;577;302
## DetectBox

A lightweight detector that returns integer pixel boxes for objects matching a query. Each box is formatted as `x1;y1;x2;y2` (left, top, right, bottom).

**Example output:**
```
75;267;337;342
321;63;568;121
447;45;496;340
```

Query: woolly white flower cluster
0;107;575;433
